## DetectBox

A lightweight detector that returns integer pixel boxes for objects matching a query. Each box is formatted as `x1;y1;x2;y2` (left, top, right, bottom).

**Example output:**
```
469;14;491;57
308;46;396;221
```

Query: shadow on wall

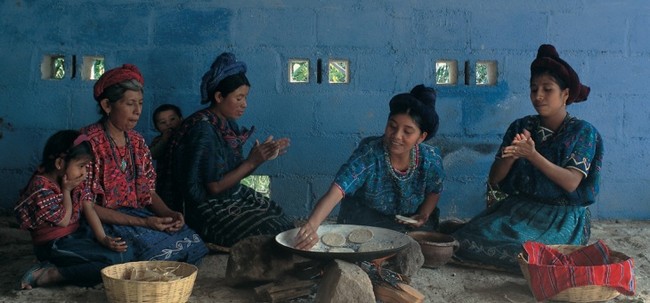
0;117;14;140
429;136;500;157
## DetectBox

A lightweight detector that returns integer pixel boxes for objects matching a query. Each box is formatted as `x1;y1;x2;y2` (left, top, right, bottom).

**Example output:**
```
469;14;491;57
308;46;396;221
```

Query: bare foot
20;263;61;290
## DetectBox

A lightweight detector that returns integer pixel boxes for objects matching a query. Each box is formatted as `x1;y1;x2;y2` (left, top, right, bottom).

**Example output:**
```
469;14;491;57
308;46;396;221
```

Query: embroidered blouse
334;136;445;215
14;174;82;244
77;122;156;209
496;114;603;206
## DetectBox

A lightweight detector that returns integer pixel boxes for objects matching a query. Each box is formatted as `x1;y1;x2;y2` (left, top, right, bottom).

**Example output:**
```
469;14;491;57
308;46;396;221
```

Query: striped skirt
187;185;294;247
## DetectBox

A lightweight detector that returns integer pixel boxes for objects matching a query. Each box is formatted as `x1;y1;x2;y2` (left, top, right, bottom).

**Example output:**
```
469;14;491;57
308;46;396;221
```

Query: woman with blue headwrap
158;52;293;248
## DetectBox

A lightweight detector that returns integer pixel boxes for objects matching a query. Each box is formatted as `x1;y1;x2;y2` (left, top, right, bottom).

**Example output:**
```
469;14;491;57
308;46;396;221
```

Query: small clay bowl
407;231;459;268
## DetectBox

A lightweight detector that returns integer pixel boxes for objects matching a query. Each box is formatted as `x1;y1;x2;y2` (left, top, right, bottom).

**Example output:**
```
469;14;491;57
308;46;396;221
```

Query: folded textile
523;240;635;301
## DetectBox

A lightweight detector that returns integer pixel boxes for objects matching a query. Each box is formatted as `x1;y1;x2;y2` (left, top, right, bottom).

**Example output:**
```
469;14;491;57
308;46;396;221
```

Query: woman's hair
388;84;439;140
209;72;250;103
97;79;144;116
41;130;93;172
530;68;568;91
153;104;183;130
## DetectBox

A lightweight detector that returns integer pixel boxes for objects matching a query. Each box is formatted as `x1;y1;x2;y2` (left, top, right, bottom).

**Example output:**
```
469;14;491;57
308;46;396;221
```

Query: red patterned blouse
14;174;82;244
77;122;155;209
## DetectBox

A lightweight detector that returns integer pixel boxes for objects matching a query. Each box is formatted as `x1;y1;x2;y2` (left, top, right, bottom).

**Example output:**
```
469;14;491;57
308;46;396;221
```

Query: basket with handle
101;261;198;303
517;244;629;302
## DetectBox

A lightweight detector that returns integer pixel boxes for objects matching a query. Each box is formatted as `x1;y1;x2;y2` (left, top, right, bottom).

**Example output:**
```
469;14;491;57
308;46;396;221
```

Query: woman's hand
165;211;185;232
501;129;535;159
294;221;319;250
61;174;84;192
144;216;179;232
396;214;427;228
101;235;128;252
247;136;291;166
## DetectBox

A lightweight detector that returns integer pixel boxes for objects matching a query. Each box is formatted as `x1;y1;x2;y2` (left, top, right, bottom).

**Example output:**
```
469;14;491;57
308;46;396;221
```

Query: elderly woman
450;44;603;271
158;52;293;248
77;64;208;263
295;84;444;250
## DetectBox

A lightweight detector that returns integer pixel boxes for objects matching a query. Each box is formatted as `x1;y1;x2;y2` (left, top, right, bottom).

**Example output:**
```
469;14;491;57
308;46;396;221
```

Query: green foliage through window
476;63;488;85
53;57;65;79
92;59;105;80
241;175;271;198
328;60;348;83
289;60;309;83
436;63;450;84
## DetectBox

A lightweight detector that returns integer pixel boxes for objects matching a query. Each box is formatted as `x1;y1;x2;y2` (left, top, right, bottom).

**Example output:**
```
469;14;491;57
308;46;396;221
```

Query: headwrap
93;64;144;102
530;44;590;104
200;52;247;104
389;84;439;140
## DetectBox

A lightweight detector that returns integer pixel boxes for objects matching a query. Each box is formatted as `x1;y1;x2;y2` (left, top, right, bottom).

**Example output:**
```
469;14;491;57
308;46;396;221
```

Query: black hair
41;130;93;173
530;68;568;91
97;79;144;116
210;72;250;104
388;85;439;140
153;104;183;131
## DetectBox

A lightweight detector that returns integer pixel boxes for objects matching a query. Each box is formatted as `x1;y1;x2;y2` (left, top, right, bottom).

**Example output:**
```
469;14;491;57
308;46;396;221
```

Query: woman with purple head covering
450;44;603;271
158;52;293;249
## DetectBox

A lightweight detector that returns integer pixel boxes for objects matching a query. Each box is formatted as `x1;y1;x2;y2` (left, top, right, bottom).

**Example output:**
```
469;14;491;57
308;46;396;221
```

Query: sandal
19;262;53;290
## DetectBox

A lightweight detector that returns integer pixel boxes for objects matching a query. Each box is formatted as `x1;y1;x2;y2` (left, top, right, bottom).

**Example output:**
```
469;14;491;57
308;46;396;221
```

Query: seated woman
159;52;293;248
450;44;603;271
294;84;444;250
77;64;208;264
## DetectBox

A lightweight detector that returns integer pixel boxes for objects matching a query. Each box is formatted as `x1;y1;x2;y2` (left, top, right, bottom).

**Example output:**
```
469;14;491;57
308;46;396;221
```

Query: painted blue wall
1;1;649;220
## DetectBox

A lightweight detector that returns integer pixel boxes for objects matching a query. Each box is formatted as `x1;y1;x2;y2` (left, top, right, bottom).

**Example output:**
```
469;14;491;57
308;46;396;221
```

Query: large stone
387;237;424;277
315;260;375;303
225;235;307;286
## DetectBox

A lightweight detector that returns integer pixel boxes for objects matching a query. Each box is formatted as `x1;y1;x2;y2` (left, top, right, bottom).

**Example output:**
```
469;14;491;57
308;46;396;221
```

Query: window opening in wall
436;60;457;85
288;59;309;83
241;175;271;198
41;55;66;80
476;60;497;86
82;56;105;80
328;59;349;84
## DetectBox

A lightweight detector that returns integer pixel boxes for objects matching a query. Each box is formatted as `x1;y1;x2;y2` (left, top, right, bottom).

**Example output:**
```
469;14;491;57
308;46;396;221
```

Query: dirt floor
0;215;647;303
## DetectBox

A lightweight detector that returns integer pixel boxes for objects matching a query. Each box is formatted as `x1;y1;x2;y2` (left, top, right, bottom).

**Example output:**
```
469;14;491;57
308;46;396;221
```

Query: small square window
82;56;105;80
41;55;65;80
328;59;349;84
476;60;497;86
288;59;309;83
435;60;457;85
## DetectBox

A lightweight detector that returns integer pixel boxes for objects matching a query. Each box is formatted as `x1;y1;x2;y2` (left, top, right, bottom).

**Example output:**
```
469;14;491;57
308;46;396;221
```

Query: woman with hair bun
295;84;445;250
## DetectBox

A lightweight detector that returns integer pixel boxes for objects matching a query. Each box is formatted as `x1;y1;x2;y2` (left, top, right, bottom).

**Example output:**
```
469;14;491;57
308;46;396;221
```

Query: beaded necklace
103;123;134;174
384;144;419;213
383;144;418;182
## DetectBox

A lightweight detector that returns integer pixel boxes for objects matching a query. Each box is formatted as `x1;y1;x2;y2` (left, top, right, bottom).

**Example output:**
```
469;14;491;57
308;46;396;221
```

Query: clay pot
407;231;459;268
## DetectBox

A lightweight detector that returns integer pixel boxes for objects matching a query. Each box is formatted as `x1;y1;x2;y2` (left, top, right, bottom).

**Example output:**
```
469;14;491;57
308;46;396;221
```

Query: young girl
14;130;132;289
150;104;183;160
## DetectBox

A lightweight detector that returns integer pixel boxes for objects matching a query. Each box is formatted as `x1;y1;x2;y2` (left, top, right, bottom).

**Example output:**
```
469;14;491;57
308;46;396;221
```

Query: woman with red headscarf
450;44;603;271
76;64;208;264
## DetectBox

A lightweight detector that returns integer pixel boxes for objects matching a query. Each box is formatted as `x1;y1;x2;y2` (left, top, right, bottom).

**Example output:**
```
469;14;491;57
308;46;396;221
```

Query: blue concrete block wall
1;1;649;220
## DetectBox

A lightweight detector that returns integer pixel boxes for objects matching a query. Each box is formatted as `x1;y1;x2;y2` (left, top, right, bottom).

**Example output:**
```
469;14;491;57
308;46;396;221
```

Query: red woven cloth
523;240;635;301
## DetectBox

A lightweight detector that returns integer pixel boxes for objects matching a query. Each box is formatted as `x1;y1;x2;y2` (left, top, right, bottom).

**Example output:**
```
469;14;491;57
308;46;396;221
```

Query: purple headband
200;52;247;104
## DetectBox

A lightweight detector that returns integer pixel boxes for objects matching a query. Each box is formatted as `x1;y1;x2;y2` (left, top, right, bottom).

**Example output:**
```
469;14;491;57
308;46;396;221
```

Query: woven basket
101;261;198;303
517;245;627;302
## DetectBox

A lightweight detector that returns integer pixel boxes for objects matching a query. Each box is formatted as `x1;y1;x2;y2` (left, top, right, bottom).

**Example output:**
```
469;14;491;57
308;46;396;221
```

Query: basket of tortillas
101;261;198;303
275;224;412;261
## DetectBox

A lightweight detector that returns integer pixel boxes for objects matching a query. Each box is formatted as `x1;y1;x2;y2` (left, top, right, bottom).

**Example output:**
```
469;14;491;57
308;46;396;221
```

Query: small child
14;130;131;289
150;104;183;160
